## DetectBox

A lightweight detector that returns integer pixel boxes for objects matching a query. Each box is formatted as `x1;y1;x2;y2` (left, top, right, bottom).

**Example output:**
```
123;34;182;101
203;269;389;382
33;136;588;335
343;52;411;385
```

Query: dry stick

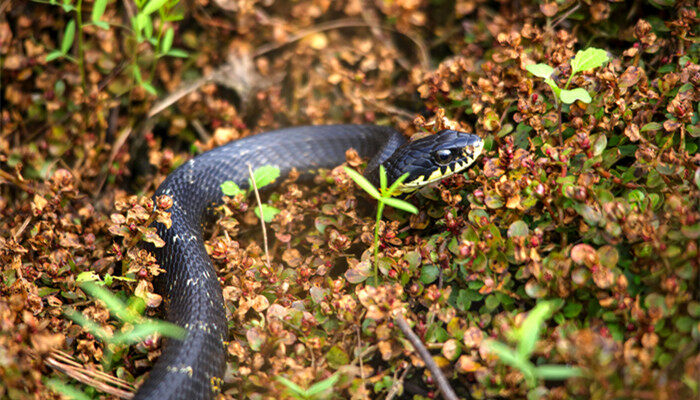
94;126;133;196
385;364;411;400
45;350;135;399
551;3;581;29
394;316;458;400
247;164;272;269
0;168;35;194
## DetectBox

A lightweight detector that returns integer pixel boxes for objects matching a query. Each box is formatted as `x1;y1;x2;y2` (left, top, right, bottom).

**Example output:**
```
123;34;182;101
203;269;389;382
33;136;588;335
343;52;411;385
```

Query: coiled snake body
135;125;483;399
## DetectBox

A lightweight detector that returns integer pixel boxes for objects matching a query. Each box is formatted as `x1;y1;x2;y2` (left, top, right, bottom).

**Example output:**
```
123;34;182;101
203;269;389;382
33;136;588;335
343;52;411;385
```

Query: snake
134;125;484;399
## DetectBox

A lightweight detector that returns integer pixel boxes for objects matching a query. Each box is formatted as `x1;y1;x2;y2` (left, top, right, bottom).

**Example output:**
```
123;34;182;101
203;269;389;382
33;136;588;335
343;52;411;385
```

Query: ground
0;1;699;399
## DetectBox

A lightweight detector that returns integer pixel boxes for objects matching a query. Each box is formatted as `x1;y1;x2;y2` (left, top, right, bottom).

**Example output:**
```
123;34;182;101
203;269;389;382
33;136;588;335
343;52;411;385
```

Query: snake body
134;125;482;399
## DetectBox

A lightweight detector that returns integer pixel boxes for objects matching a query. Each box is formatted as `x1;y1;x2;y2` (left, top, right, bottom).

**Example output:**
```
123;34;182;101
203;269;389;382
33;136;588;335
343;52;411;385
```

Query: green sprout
275;374;339;400
221;165;282;223
526;47;610;105
485;301;582;396
65;282;185;368
343;165;418;285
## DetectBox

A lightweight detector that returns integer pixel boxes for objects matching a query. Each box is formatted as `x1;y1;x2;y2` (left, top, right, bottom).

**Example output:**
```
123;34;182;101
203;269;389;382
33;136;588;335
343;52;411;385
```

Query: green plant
36;0;111;90
65;282;185;370
526;47;610;105
275;374;339;400
526;47;610;136
46;378;91;400
37;0;187;95
343;165;417;285
485;301;582;397
129;0;188;94
220;165;282;222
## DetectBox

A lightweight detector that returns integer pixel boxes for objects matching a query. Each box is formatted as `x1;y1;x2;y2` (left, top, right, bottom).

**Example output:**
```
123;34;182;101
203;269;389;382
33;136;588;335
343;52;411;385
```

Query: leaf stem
76;0;86;92
373;201;385;286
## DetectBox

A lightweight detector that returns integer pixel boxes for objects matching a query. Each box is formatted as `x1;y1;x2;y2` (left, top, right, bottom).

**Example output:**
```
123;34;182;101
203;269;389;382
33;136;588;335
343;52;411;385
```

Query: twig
247;164;272;269
12;216;32;241
45;350;135;399
94;126;133;196
191;119;212;142
551;3;581;29
0;168;35;194
394;316;458;400
385;364;411;400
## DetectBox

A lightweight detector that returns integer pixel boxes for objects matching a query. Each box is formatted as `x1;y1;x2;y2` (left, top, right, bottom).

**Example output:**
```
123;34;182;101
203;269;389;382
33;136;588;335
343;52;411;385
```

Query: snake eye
433;149;454;165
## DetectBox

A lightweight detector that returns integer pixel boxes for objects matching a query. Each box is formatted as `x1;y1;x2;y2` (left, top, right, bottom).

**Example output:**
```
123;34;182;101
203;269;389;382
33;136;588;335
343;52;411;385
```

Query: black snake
134;125;483;399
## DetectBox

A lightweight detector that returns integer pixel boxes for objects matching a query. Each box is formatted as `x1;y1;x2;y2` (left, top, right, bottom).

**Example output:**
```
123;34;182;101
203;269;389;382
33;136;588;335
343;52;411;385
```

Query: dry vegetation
1;0;698;399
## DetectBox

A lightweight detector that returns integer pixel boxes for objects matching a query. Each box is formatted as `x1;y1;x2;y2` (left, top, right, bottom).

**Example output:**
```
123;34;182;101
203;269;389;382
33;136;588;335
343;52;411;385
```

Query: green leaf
526;63;554;79
641;122;663;132
517;301;552;359
570;47;610;74
562;302;583;318
535;365;583;380
161;27;174;54
485;340;537;386
45;50;64;61
81;282;139;323
544;78;561;98
382;197;418;214
275;376;307;396
306;374;339;397
387;171;410;196
142;13;153;39
142;0;169;15
61;19;76;55
559;88;592;104
110;320;185;344
344;167;381;200
91;0;109;25
93;20;110;30
132;14;145;41
250;165;280;189
420;264;439;284
254;204;280;223
325;346;349;369
64;308;109;341
140;81;158;95
165;49;189;58
507;220;529;238
76;271;102;284
379;165;388;192
592;134;607;156
221;180;244;196
46;379;91;400
483;294;500;311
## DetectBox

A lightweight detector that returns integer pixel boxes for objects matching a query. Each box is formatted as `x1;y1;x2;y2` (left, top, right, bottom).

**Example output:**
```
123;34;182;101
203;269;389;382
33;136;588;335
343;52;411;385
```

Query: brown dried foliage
1;1;698;399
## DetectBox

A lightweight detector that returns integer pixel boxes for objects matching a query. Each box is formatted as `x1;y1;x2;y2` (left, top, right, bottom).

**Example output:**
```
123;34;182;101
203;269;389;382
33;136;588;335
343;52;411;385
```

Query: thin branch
45;350;135;399
0;168;36;194
95;126;133;196
385;364;411;400
247;164;272;269
395;316;458;400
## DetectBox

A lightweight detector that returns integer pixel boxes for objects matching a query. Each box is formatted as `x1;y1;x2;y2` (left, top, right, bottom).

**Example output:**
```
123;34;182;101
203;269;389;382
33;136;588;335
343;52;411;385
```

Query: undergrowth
0;1;698;399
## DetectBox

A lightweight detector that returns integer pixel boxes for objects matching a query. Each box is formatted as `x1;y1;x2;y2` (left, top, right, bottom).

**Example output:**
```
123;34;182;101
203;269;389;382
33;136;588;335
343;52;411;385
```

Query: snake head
383;130;483;193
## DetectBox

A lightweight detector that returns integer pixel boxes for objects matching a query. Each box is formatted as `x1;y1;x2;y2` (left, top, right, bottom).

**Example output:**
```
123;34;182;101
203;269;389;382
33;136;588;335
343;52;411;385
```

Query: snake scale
134;125;483;399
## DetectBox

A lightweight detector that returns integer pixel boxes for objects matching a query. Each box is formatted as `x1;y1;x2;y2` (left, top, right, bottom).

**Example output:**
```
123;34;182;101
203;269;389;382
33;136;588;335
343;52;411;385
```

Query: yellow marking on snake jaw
396;142;483;192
